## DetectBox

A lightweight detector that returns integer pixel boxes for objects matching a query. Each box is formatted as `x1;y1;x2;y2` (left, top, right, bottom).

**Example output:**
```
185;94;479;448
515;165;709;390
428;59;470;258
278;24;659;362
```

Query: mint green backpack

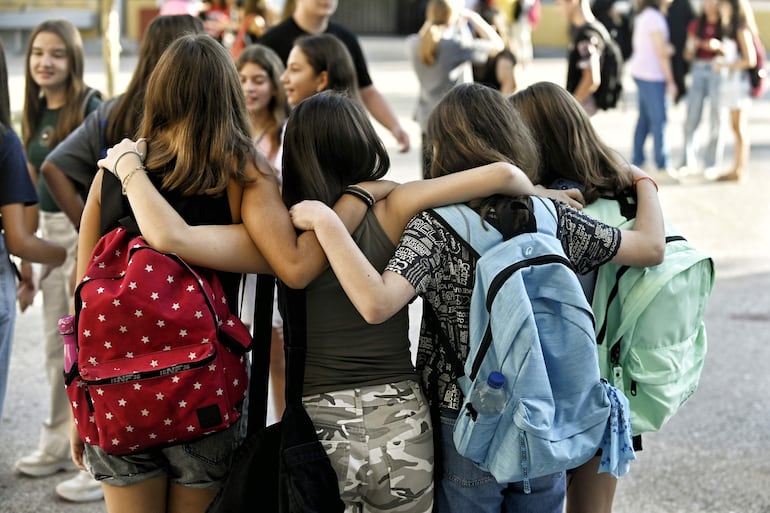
583;196;715;434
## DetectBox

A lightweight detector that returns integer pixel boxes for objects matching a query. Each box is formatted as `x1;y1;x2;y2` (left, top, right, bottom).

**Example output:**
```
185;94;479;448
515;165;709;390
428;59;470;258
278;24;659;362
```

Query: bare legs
718;108;748;181
565;455;618;513
102;479;217;513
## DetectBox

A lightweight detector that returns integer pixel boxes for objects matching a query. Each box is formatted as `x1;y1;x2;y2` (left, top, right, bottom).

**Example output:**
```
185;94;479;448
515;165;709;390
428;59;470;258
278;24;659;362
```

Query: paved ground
1;36;769;512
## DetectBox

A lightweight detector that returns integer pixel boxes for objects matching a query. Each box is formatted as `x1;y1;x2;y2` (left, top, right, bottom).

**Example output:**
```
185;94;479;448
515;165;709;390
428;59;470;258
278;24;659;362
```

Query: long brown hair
105;15;204;146
22;19;89;149
509;82;632;203
138;34;256;196
427;83;539;216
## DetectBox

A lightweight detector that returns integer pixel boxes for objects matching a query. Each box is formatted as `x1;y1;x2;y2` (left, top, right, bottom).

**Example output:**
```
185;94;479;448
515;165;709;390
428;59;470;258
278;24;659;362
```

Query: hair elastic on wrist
344;185;375;208
632;175;659;192
113;150;145;181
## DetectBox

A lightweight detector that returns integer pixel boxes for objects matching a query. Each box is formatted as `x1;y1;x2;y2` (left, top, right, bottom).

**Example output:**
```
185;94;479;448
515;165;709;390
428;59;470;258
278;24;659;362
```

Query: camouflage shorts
302;380;434;513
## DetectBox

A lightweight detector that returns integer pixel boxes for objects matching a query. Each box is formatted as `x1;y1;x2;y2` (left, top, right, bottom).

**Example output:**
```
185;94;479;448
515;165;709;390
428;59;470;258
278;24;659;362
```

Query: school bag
431;197;635;490
747;31;767;98
581;22;625;110
583;195;714;434
65;220;251;455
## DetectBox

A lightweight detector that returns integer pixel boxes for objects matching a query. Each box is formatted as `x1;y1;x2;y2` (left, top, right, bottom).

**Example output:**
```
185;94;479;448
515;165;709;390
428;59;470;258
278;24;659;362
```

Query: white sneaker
15;449;75;477
55;471;104;502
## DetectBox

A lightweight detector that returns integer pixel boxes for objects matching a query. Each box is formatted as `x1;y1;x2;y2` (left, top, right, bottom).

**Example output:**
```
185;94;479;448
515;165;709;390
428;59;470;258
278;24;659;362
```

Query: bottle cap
487;371;505;389
58;314;75;335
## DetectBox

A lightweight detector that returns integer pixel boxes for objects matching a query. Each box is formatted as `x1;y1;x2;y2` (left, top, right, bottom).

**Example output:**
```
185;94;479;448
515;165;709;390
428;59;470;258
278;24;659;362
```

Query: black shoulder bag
207;279;344;513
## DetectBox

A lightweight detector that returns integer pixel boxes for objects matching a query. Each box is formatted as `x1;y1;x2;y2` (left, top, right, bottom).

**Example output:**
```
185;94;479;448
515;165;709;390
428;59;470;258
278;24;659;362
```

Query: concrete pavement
1;36;769;513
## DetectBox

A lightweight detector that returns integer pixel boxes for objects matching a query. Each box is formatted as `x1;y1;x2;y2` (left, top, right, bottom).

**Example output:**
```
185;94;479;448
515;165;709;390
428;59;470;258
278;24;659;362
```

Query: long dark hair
509;82;632;203
281;90;389;208
105;15;204;146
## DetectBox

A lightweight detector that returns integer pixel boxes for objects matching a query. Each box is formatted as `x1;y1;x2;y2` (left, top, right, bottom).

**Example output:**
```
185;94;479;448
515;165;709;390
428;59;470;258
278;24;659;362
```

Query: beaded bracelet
632;176;659;192
121;165;146;195
344;185;375;208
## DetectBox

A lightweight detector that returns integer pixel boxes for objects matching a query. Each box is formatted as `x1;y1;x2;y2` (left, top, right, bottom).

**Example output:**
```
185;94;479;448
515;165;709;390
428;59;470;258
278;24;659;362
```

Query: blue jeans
632;78;670;170
435;413;565;513
0;238;17;420
682;61;725;169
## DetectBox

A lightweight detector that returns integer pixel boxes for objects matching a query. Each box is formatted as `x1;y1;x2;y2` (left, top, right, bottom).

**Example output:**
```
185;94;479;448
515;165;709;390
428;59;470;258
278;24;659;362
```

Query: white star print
134;310;143;317
216;388;224;396
133;383;141;390
187;285;195;292
145;264;154;272
194;311;203;319
179;329;187;337
156;392;164;400
172;303;180;310
156;320;165;327
193;382;202;390
112;299;121;307
96;388;104;395
118;399;127;407
141;409;149;416
150;360;159;368
164;419;172;425
125;425;134;432
97;287;105;294
149;433;157;439
105;412;114;420
125;352;134;358
103;341;112;349
98;314;106;322
119;325;128;333
151;292;159;300
166;275;174;283
128;281;137;289
111;438;119;445
171;376;180;383
83;330;91;337
141;336;150;344
89;356;98;366
186;425;196;432
178;400;187;408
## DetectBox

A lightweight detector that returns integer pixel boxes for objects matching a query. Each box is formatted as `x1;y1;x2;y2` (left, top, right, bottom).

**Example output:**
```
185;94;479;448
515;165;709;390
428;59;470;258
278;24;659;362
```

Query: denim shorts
83;421;241;488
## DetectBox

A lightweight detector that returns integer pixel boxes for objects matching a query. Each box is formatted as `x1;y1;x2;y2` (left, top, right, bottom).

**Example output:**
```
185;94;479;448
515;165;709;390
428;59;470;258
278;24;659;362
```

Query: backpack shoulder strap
431;204;502;256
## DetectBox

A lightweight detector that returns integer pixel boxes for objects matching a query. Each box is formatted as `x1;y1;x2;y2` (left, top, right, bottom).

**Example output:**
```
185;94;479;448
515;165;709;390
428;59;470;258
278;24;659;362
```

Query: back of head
509;82;631;202
293;33;359;98
282;90;389;208
427;83;539;181
106;14;205;145
140;33;255;196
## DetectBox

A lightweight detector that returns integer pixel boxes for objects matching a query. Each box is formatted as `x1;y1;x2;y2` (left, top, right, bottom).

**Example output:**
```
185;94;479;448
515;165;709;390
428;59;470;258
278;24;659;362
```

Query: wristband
344;185;375;208
633;176;659;192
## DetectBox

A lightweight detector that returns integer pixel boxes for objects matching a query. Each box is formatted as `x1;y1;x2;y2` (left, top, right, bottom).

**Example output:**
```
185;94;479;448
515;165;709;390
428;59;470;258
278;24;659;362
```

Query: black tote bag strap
247;274;276;436
278;285;307;405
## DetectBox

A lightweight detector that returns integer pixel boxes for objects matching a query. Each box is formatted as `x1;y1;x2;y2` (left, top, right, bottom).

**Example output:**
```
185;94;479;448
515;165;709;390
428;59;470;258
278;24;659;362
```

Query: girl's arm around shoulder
372;162;584;244
611;166;665;267
289;200;416;323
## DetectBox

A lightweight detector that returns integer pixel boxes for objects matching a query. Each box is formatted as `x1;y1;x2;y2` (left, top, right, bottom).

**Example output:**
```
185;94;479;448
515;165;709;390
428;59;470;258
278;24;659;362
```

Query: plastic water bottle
470;371;507;415
59;314;77;374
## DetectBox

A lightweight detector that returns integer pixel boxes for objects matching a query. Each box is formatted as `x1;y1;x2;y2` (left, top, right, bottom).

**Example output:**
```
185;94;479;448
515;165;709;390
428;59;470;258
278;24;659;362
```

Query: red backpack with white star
65;225;251;455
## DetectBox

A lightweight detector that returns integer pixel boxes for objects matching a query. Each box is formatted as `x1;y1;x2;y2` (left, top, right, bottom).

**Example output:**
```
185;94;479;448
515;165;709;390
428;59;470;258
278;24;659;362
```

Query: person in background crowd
408;0;503;177
558;0;608;116
260;0;412;152
472;0;519;95
713;0;757;182
230;0;279;59
628;0;678;179
14;19;103;503
0;38;66;431
678;0;726;177
666;0;696;104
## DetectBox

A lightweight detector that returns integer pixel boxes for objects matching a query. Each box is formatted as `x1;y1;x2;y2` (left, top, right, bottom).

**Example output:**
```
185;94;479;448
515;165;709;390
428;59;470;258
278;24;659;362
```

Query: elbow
360;303;392;325
644;240;666;266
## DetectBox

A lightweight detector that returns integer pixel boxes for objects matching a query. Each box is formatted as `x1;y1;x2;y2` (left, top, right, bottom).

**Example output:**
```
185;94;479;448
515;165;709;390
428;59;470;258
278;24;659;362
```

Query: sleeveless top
99;170;241;311
303;209;417;396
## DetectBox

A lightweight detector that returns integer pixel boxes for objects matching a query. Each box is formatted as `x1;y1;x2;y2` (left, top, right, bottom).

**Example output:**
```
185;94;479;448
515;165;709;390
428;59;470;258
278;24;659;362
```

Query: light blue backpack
583;196;714;433
432;197;634;491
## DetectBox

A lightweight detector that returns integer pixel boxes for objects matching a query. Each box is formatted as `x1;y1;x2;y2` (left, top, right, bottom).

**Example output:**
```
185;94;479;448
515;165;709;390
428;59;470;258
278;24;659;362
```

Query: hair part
509;81;632;202
105;15;204;146
139;34;256;196
22;19;88;149
281;90;389;207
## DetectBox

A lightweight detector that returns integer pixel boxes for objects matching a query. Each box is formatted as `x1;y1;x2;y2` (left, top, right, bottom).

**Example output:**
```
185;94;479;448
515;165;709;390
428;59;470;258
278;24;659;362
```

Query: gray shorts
83;421;241;488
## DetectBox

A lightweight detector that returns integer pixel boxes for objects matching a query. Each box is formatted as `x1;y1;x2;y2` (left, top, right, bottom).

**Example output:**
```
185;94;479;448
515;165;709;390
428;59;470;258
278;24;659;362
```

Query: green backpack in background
583;196;715;434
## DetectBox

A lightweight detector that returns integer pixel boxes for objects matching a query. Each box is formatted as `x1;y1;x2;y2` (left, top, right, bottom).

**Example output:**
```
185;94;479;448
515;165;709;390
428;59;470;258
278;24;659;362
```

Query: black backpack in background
582;22;625;110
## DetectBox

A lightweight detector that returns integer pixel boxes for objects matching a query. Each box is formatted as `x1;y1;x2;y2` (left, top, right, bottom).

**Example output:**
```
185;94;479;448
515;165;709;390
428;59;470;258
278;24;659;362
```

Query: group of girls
4;14;668;513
